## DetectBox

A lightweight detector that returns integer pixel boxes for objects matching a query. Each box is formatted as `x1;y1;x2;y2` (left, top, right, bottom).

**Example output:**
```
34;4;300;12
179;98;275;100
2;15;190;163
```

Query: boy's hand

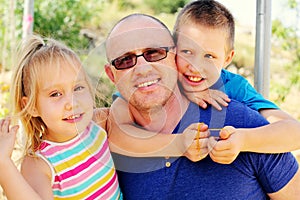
185;89;230;110
182;123;210;162
208;126;244;164
0;118;19;163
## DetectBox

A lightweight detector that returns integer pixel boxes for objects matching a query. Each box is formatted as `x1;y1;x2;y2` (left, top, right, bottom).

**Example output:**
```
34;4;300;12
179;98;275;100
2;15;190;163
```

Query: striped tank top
37;121;122;199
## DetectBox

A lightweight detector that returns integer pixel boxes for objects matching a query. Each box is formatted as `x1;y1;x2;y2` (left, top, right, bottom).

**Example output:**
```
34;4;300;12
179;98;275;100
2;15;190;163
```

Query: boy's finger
219;126;235;139
198;99;208;109
210;100;222;111
214;90;231;102
215;97;229;107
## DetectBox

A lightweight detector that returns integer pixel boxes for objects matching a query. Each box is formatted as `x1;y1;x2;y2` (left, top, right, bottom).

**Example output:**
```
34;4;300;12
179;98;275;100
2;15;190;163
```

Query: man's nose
134;56;152;75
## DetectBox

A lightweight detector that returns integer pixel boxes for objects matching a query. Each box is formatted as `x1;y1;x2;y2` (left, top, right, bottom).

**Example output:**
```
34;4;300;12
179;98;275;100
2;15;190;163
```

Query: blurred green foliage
144;0;189;14
271;0;300;103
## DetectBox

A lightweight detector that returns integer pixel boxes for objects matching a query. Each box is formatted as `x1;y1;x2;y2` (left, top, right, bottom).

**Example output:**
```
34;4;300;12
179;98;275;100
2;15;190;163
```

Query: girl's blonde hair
11;35;94;154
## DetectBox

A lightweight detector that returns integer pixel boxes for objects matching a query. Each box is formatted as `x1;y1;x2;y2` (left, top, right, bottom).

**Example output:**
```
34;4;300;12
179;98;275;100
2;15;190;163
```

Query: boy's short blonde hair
173;0;235;53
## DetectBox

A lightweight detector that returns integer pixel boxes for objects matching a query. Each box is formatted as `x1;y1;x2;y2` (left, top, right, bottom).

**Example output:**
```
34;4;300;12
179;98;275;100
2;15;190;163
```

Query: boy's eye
204;54;214;59
50;92;62;97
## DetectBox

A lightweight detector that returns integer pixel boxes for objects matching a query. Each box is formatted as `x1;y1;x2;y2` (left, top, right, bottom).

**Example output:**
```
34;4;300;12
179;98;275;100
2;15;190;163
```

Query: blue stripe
48;125;100;163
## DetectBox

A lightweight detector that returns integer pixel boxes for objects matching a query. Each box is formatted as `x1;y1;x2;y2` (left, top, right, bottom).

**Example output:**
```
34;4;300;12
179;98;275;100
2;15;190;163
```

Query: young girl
0;35;122;199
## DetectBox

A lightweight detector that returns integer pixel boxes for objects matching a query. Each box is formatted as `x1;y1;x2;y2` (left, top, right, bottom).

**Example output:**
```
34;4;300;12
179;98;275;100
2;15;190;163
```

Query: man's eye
204;54;214;59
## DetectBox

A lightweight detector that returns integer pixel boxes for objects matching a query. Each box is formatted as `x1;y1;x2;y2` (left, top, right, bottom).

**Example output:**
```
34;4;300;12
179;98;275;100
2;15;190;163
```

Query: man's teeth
188;76;202;82
137;79;158;88
66;114;80;120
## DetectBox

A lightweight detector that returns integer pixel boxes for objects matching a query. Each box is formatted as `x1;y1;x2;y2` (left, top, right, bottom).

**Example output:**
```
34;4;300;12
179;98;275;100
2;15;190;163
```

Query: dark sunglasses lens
114;54;136;70
144;48;167;62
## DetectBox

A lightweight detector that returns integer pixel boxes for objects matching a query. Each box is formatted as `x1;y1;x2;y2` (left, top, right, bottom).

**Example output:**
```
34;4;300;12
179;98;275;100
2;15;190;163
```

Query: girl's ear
105;63;115;83
21;96;39;117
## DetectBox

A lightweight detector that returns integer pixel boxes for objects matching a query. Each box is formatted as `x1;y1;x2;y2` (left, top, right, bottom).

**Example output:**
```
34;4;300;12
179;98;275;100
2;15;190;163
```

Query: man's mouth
136;79;160;88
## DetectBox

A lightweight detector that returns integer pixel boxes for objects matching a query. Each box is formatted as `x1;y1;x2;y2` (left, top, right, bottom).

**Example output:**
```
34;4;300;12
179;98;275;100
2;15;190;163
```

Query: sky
216;0;299;28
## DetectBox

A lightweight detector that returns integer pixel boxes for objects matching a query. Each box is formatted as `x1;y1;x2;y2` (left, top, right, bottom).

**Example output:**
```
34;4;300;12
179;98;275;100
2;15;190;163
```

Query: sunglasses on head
111;46;175;70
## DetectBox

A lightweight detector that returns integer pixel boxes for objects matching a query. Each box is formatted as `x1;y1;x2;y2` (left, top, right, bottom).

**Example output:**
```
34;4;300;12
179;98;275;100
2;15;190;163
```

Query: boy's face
176;23;234;93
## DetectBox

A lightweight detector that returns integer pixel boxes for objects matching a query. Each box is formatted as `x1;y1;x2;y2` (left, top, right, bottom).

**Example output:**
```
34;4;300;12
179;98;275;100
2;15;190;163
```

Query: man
104;13;300;199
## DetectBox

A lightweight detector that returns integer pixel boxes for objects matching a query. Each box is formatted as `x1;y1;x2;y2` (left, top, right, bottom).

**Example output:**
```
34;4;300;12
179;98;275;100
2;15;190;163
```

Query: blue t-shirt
221;69;278;111
112;101;298;199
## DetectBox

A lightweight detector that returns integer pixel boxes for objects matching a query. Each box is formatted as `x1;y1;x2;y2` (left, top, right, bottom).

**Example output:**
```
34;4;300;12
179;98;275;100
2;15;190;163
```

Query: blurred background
0;0;299;198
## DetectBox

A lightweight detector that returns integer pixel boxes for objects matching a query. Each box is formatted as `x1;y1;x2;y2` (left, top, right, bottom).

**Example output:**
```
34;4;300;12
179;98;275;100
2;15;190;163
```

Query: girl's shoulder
21;154;53;196
21;154;52;179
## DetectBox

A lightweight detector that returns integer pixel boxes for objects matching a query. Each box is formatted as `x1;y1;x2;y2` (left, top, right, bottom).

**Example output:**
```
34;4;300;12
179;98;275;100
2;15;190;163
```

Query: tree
144;0;189;14
271;0;300;102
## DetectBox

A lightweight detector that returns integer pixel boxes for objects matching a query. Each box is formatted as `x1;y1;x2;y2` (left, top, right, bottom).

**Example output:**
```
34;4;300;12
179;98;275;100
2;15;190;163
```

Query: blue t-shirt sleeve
244;152;299;193
221;69;278;111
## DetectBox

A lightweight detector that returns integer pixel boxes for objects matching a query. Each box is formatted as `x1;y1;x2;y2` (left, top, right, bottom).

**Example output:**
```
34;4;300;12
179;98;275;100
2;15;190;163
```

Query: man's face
105;19;178;111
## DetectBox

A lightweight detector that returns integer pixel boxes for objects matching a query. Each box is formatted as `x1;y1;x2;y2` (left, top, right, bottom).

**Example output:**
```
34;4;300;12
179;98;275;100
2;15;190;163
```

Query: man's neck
129;86;189;133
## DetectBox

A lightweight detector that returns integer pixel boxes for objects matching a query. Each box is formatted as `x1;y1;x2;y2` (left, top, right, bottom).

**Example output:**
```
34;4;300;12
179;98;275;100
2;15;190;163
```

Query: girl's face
176;23;234;93
32;60;94;142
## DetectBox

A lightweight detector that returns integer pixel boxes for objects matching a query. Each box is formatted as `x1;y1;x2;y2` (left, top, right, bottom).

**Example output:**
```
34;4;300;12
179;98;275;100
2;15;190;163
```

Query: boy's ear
224;50;235;67
104;63;115;83
21;96;39;117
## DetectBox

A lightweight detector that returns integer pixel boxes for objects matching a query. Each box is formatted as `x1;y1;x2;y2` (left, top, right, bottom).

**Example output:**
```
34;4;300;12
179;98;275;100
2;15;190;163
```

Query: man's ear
21;96;39;117
105;63;115;83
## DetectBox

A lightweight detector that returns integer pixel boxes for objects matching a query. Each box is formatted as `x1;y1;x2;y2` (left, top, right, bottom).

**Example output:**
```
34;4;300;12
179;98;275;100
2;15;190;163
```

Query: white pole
254;0;272;98
22;0;34;38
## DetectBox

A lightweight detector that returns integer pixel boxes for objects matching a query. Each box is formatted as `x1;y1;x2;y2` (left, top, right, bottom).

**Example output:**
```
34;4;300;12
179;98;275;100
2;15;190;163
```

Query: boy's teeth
188;76;201;82
137;79;158;88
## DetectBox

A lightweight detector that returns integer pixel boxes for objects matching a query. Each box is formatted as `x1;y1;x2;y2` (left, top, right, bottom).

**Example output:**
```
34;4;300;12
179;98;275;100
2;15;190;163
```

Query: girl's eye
75;86;85;91
204;54;214;59
50;92;62;97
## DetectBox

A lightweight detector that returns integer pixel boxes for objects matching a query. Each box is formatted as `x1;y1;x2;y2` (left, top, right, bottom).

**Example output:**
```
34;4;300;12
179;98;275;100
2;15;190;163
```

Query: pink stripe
42;125;92;154
54;140;109;182
86;172;119;200
53;148;111;188
39;142;50;150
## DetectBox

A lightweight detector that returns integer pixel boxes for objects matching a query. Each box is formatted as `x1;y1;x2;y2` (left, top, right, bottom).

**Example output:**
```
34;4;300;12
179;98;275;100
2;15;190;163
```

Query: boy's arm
241;109;300;152
210;71;300;158
104;98;208;158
